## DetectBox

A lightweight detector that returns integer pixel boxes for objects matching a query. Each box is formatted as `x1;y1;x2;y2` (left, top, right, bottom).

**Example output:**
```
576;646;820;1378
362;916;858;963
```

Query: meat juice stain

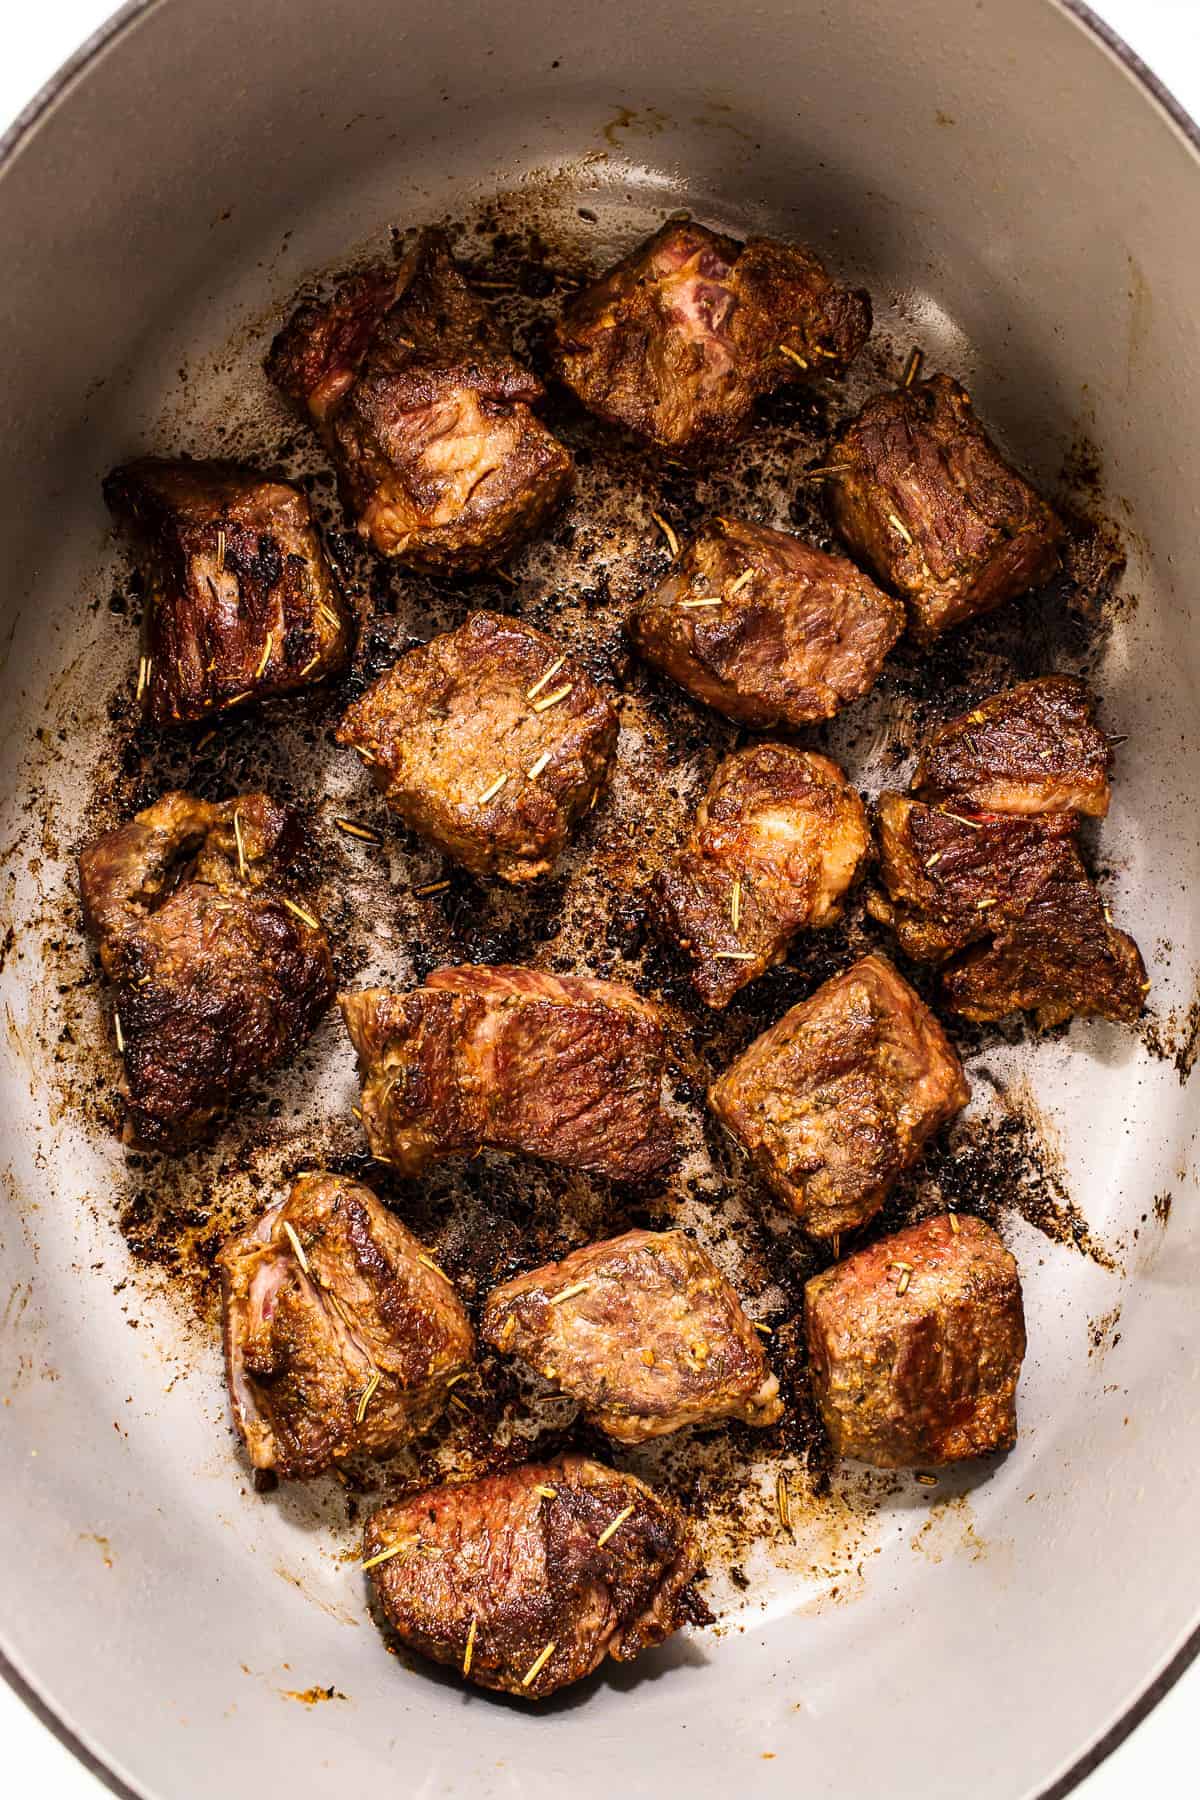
15;184;1146;1597
281;1685;348;1706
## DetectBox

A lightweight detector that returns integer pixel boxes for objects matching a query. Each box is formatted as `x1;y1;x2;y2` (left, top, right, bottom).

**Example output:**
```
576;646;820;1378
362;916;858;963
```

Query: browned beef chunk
870;794;1146;1024
629;515;903;727
341;966;675;1181
336;610;617;882
363;1455;703;1697
655;745;869;1007
266;264;400;422
708;954;968;1239
869;793;1082;962
481;1229;781;1443
78;792;333;1149
805;1214;1026;1467
553;219;870;453
102;459;351;727
826;375;1063;640
218;1173;473;1480
941;858;1147;1027
913;675;1112;816
266;230;572;571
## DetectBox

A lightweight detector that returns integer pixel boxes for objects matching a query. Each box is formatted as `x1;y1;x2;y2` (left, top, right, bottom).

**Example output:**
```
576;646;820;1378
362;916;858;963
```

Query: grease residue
908;1493;989;1565
1141;974;1200;1083
1088;1304;1122;1356
602;104;669;148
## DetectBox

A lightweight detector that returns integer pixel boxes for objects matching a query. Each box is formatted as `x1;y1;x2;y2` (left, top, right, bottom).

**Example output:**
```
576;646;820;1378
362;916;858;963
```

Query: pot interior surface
1;3;1199;1798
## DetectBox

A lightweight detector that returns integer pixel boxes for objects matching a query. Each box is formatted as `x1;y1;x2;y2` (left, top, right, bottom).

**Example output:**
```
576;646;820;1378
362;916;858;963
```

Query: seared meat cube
870;795;1146;1024
78;792;333;1148
103;458;351;727
826;375;1063;640
336;610;617;882
267;230;572;571
869;793;1081;962
363;1454;702;1697
218;1173;474;1480
942;856;1147;1027
805;1214;1026;1467
655;745;869;1006
708;954;968;1239
481;1229;781;1443
629;515;903;727
913;675;1112;816
341;966;675;1181
553;219;870;453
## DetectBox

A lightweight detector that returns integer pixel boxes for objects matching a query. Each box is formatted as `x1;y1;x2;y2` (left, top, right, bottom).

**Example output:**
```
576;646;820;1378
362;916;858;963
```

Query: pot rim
0;3;1196;1797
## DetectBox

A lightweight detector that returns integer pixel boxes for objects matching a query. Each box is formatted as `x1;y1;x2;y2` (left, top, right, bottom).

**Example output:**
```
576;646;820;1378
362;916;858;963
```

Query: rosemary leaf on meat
521;1641;557;1686
476;773;510;805
531;683;573;714
595;1504;635;1548
525;655;566;701
282;1221;310;1276
280;896;320;931
355;1369;381;1425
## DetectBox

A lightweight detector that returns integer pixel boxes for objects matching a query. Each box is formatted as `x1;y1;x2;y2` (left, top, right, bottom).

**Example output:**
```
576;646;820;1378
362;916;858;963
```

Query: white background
0;1;1196;1795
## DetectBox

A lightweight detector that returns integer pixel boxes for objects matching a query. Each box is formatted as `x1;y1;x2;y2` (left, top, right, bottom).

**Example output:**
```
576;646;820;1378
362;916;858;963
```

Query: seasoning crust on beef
805;1214;1026;1467
336;610;617;882
78;791;333;1149
103;458;351;727
219;1173;474;1480
482;1228;782;1442
554;219;871;453
629;515;903;728
826;374;1063;640
655;745;870;1006
363;1455;703;1697
267;229;572;570
341;965;676;1181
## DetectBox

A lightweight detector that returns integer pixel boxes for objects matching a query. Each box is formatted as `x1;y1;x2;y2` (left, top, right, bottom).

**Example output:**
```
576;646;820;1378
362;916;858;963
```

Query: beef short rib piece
363;1454;702;1697
655;745;869;1006
913;675;1112;816
103;458;351;727
827;374;1063;641
629;515;903;727
553;219;870;453
870;793;1082;962
805;1214;1026;1467
79;792;333;1149
219;1173;474;1480
481;1228;781;1442
267;230;572;571
341;966;675;1181
336;610;617;882
708;954;968;1239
